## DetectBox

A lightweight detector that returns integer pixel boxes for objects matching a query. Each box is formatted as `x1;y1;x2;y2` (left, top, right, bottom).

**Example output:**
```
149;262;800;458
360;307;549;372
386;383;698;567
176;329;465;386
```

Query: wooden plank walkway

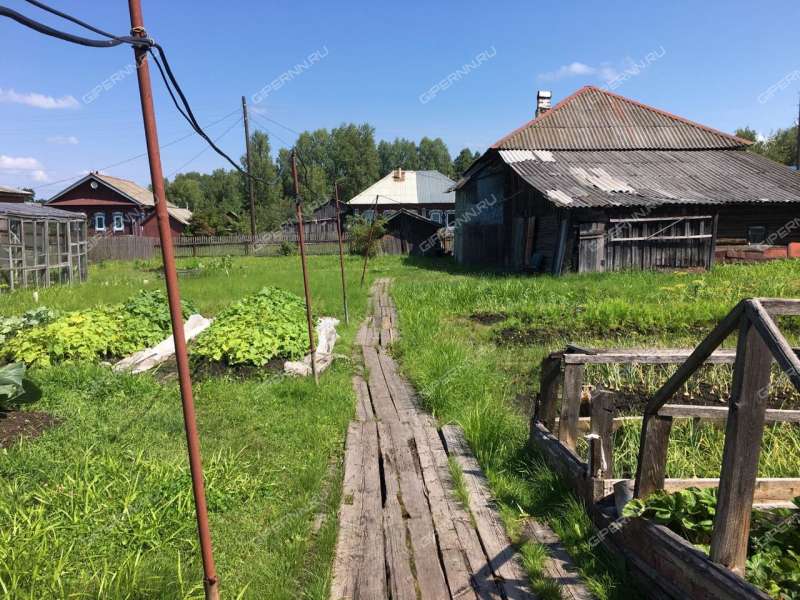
330;279;536;600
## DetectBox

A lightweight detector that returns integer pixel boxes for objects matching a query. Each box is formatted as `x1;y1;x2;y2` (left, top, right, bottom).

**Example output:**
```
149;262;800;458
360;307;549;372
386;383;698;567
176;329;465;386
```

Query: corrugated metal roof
494;86;749;151
501;149;800;208
0;185;33;197
0;202;85;219
348;170;455;205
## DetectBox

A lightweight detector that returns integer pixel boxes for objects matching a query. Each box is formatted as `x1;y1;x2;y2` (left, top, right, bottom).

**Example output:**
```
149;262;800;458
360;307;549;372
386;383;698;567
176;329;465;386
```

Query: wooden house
380;209;443;256
348;169;456;226
46;172;192;237
454;86;800;273
0;185;34;203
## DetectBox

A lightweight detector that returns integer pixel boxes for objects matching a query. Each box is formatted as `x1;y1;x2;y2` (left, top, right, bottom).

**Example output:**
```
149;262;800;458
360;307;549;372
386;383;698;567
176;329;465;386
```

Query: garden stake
334;182;349;325
127;2;219;598
359;194;380;288
291;149;319;384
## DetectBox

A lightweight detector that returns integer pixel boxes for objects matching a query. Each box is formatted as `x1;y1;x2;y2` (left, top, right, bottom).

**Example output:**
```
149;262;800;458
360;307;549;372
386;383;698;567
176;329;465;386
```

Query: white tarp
284;317;340;377
114;314;212;374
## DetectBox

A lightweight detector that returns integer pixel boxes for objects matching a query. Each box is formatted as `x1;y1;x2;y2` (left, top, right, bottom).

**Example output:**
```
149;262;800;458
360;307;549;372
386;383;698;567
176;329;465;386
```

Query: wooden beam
563;348;738;365
756;298;800;316
589;390;615;479
746;299;800;390
643;301;745;415
535;354;562;431
710;316;773;575
633;414;673;499
558;364;584;452
659;404;800;423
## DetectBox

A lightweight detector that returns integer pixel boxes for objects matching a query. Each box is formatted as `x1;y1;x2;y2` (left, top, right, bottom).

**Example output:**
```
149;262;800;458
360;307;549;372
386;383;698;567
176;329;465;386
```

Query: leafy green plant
193;287;308;366
624;488;800;598
0;362;25;406
279;240;296;256
347;215;386;257
4;291;193;367
0;306;59;345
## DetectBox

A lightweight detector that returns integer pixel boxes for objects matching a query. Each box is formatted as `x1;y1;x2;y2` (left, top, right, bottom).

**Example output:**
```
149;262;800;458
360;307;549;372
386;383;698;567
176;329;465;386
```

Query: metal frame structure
0;203;88;292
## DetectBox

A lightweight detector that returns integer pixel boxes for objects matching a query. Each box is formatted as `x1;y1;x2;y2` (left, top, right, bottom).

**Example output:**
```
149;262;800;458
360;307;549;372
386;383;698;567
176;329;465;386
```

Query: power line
31;109;241;191
166;116;243;178
2;1;261;181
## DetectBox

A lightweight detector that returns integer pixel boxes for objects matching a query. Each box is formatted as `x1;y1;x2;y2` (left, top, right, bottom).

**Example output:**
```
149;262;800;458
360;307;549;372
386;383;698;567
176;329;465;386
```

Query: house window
112;212;125;232
429;209;444;224
363;209;375;222
94;212;106;231
383;209;396;219
446;210;455;227
747;225;767;245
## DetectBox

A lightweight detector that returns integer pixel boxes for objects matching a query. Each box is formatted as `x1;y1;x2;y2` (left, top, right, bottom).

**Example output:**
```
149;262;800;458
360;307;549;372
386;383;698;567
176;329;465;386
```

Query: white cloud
47;135;80;145
538;61;620;83
32;170;49;182
0;155;43;170
0;88;80;110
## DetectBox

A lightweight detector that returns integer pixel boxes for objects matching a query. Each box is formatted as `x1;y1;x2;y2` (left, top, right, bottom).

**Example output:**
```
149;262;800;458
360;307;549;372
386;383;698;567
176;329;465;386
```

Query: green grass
385;257;800;599
0;255;381;599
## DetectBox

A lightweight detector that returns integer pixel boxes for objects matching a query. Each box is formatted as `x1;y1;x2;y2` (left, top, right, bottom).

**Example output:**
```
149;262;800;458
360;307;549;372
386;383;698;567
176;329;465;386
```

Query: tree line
735;124;799;167
163;123;481;235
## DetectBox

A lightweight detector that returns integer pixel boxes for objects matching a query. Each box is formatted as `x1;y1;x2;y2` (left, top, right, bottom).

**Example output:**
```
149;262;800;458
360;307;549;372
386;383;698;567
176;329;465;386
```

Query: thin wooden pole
334;183;349;325
242;95;257;237
127;3;219;598
291;149;318;384
359;194;380;288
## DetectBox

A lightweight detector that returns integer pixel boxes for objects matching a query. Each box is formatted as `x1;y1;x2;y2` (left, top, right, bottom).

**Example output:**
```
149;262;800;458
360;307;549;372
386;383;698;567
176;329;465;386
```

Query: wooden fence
89;232;351;262
529;298;800;597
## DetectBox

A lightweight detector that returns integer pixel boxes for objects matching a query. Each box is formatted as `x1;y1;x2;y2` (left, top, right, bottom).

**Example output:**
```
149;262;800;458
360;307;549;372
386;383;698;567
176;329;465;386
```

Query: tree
737;124;798;166
240;130;289;231
417;137;453;177
329;123;380;202
453;148;481;178
378;138;419;175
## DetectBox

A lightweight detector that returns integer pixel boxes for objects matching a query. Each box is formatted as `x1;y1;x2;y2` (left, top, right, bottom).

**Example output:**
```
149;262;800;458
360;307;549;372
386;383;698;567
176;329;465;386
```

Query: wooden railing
634;298;800;574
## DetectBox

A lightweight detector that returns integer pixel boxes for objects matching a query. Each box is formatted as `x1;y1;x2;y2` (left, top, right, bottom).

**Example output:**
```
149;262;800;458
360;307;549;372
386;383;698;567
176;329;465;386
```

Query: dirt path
330;279;536;600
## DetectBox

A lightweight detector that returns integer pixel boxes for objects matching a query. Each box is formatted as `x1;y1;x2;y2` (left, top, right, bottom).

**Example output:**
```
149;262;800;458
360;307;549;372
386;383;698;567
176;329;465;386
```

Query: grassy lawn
0;255;378;599
3;254;799;598
385;257;800;599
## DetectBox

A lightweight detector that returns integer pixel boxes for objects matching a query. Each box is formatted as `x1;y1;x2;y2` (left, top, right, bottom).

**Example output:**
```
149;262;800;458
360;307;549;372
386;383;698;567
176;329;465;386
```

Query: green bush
0;306;59;346
193;287;308;366
4;291;194;367
279;240;297;256
347;215;385;257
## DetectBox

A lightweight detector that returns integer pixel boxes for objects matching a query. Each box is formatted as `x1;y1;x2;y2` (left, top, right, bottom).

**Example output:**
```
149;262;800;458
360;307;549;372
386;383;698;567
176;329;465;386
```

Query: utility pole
127;2;219;599
334;182;349;325
291;149;318;384
359;194;380;287
795;94;800;171
242;95;257;237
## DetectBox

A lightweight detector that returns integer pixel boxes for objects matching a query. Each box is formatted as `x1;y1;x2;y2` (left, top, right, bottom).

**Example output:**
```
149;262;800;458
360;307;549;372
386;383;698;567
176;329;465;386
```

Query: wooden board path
332;279;581;599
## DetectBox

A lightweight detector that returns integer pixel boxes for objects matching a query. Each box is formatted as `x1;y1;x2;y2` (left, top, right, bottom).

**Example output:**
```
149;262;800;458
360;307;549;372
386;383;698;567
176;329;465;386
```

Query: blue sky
2;0;799;197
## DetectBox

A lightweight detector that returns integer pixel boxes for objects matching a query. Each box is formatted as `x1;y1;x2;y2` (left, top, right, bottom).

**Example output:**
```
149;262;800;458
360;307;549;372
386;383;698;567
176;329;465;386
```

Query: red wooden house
47;172;192;237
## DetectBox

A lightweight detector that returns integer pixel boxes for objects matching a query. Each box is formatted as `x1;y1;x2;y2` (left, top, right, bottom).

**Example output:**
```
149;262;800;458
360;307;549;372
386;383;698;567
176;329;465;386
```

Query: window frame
428;209;444;224
747;225;767;245
112;212;125;232
94;212;106;231
446;210;456;227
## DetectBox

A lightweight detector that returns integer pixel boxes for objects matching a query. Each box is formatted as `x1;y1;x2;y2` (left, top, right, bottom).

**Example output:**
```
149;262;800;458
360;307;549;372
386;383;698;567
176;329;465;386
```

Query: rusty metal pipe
333;183;349;325
291;150;318;384
359;194;380;287
127;2;219;598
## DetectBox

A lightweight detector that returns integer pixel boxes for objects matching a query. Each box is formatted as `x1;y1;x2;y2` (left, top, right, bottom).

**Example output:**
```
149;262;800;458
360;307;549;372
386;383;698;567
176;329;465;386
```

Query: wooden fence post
589;389;615;479
710;315;773;575
559;364;584;451
535;354;562;432
633;414;673;499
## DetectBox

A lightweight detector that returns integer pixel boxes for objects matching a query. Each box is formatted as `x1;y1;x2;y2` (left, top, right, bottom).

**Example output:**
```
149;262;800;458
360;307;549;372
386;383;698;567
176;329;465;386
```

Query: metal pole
127;3;219;599
242;96;257;237
359;194;380;288
333;182;349;325
291;150;318;384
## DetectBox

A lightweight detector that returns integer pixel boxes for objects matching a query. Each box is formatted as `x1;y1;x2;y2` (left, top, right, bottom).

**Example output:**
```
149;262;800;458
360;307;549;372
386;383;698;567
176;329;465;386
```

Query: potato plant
193;287;308;366
3;291;194;367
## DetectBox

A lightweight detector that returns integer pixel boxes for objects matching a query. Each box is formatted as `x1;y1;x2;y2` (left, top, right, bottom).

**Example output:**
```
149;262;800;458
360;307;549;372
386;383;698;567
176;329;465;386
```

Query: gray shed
0;203;88;292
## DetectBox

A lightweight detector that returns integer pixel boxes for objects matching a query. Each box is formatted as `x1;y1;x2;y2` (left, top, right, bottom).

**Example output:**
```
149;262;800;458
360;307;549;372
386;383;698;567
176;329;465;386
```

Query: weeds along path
330;279;581;599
